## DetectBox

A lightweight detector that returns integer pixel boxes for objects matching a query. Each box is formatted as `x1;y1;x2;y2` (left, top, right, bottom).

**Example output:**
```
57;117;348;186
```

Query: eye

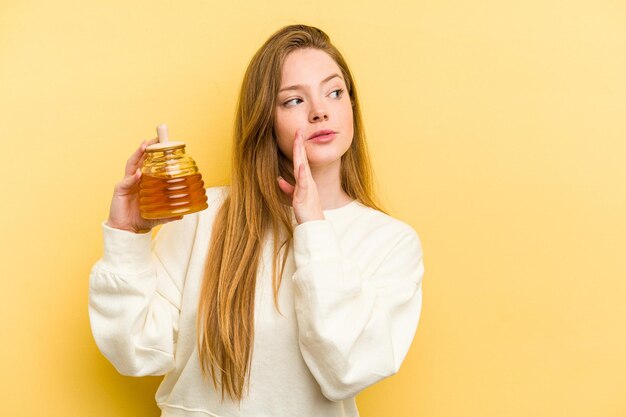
283;97;303;107
329;89;344;99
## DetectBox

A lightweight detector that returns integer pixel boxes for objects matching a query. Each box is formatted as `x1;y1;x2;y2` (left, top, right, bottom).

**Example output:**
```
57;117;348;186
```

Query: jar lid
146;141;185;151
146;124;185;151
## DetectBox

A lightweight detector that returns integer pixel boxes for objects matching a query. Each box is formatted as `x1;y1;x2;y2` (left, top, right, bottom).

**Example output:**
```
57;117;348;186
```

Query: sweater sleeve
88;217;195;377
292;219;424;401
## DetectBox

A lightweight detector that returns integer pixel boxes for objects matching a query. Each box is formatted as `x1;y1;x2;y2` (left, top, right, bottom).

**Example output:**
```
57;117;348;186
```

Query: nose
308;101;329;123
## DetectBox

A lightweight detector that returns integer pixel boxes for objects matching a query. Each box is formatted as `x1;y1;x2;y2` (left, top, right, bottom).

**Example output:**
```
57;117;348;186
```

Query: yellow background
1;1;625;416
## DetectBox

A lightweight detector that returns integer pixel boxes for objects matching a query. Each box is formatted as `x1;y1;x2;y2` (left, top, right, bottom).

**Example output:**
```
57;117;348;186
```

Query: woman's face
274;48;354;170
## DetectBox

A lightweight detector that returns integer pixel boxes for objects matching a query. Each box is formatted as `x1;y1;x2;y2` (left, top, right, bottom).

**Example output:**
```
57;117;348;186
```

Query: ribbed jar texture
139;146;208;219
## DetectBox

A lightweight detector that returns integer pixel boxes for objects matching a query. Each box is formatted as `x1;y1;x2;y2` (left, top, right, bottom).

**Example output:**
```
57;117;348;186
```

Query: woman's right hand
105;138;182;233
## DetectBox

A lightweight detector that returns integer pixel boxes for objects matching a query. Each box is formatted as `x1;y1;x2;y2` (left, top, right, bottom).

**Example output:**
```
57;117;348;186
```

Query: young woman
89;24;424;417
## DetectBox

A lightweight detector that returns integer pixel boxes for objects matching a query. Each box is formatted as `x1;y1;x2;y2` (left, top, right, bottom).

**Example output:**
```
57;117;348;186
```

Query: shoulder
350;202;420;243
353;206;424;283
196;185;229;220
189;185;228;233
205;185;229;206
331;201;423;261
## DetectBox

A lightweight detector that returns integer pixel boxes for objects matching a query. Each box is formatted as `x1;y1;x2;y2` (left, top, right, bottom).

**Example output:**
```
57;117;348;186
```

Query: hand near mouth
276;129;324;224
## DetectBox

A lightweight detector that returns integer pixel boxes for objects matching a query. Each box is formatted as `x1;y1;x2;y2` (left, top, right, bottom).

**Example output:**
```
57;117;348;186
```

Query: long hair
196;24;382;401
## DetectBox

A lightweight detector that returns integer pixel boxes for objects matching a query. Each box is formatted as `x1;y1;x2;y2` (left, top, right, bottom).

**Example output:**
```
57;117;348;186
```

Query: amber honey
139;173;208;219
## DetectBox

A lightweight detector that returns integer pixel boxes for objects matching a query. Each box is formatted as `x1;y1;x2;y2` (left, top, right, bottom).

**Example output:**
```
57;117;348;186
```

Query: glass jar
138;126;208;219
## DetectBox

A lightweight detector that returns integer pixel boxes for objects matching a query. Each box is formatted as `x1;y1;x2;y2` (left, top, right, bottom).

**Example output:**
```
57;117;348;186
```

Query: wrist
295;212;325;225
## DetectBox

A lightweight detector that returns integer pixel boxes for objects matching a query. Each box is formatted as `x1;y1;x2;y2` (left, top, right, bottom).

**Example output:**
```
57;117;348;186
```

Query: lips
307;129;337;140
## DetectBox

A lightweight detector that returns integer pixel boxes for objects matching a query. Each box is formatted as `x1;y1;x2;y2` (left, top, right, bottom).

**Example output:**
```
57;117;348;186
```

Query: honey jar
139;124;208;219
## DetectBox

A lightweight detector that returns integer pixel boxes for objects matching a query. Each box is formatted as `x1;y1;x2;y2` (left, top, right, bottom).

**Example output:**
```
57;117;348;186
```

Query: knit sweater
89;186;424;417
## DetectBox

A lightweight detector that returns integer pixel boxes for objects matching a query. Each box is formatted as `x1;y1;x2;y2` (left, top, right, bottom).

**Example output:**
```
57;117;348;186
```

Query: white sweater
89;186;424;417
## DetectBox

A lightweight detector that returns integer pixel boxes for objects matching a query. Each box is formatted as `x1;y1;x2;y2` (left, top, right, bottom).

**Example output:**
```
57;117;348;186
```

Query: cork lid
146;124;185;151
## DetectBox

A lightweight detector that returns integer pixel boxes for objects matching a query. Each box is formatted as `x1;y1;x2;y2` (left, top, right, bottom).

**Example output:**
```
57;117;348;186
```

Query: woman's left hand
277;129;324;224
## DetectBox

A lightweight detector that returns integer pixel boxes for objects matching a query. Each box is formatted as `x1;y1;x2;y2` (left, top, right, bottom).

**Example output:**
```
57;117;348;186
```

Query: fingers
125;138;158;177
115;168;141;195
296;163;308;190
295;129;312;184
292;129;304;175
282;129;323;223
288;165;305;206
299;131;309;167
277;176;295;197
287;128;314;199
279;165;309;204
151;216;184;227
292;128;312;179
296;130;311;179
125;141;147;176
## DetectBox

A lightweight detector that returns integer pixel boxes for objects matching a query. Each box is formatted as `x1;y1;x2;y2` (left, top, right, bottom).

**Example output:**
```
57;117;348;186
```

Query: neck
310;161;354;210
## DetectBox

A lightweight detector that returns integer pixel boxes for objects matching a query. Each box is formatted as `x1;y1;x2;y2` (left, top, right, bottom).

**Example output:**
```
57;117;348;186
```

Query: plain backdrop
1;1;625;416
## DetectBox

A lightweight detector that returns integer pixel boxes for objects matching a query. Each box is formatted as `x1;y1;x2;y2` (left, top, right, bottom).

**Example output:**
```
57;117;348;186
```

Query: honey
138;124;209;220
139;173;208;219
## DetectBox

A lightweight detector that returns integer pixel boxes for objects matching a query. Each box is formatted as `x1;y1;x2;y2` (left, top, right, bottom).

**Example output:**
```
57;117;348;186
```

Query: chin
306;153;344;169
305;142;351;164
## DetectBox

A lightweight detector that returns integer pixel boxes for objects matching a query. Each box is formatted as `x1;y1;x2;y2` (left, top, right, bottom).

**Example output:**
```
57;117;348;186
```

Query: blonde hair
197;24;382;401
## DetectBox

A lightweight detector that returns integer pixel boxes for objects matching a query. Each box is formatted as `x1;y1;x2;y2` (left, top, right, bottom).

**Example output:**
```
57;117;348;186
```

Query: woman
90;24;424;416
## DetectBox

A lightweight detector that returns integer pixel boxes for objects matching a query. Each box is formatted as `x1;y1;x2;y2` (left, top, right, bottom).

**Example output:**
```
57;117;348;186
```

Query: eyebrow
278;73;343;93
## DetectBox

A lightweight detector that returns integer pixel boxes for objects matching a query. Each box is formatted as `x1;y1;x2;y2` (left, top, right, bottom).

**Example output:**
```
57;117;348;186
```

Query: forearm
292;220;424;400
88;224;181;376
